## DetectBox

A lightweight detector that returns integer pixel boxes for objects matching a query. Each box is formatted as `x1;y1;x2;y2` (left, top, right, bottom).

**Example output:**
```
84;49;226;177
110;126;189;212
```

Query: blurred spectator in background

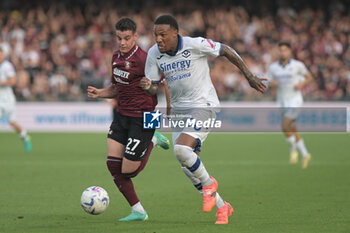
0;0;349;101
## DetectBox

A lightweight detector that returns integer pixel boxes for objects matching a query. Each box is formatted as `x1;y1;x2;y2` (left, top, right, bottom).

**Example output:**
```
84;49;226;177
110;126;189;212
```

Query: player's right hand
87;86;100;98
247;75;268;93
140;77;152;90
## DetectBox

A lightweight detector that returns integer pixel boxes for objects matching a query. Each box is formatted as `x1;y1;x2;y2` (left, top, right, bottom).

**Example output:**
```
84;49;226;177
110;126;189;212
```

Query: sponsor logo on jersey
113;68;130;79
276;74;292;80
114;77;129;85
167;73;191;82
160;60;191;72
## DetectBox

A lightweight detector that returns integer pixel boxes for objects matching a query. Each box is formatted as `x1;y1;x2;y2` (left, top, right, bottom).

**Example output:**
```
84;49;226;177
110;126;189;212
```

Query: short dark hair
154;14;179;31
278;42;291;48
115;18;137;33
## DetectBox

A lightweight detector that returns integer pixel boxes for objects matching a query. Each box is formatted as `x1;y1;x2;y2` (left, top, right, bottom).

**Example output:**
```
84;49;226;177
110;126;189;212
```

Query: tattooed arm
220;44;267;93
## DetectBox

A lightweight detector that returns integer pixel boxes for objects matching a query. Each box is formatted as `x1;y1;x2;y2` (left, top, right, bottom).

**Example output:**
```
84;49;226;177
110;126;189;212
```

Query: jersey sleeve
298;62;308;76
110;55;116;85
193;37;222;57
145;47;162;83
5;62;16;78
159;73;165;83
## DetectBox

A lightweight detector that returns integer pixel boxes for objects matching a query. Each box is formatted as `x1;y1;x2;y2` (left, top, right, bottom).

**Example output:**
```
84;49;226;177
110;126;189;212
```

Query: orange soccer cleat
202;176;218;212
215;202;234;224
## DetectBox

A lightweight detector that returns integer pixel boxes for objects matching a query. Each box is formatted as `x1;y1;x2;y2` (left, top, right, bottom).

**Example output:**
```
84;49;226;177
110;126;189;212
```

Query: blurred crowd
0;0;349;102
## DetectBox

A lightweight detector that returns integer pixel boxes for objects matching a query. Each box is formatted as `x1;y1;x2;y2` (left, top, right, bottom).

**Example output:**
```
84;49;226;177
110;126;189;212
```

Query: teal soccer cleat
119;210;149;221
24;136;32;153
154;131;170;150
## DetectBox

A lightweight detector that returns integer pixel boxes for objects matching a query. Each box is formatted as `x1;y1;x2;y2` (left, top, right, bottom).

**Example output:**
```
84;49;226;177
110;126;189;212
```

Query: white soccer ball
80;186;109;215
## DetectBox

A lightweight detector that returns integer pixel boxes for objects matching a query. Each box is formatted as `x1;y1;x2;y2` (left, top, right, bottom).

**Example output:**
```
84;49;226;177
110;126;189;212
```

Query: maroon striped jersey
111;44;157;117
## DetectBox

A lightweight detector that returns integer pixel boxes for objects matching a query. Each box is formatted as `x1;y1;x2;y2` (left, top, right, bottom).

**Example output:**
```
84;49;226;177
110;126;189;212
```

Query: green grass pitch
0;132;349;233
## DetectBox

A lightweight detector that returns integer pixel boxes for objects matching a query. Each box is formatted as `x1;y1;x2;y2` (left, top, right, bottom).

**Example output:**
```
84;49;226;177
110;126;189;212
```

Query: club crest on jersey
125;61;131;69
182;50;191;58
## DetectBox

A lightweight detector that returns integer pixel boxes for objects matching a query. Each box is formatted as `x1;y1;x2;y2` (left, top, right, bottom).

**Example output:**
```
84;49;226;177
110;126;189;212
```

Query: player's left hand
247;75;268;93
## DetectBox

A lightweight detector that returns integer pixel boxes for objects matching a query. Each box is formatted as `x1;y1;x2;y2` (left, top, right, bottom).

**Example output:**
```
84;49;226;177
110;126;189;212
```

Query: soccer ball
80;186;109;215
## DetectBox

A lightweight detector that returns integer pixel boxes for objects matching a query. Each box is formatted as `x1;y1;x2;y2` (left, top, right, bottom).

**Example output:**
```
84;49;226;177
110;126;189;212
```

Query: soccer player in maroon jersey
87;18;170;221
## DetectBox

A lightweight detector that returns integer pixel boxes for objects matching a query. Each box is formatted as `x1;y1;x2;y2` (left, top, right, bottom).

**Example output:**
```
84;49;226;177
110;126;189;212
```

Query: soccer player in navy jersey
88;18;169;221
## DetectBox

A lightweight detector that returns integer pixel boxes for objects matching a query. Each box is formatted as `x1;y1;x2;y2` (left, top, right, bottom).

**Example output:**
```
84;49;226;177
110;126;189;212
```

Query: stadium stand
0;0;349;101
